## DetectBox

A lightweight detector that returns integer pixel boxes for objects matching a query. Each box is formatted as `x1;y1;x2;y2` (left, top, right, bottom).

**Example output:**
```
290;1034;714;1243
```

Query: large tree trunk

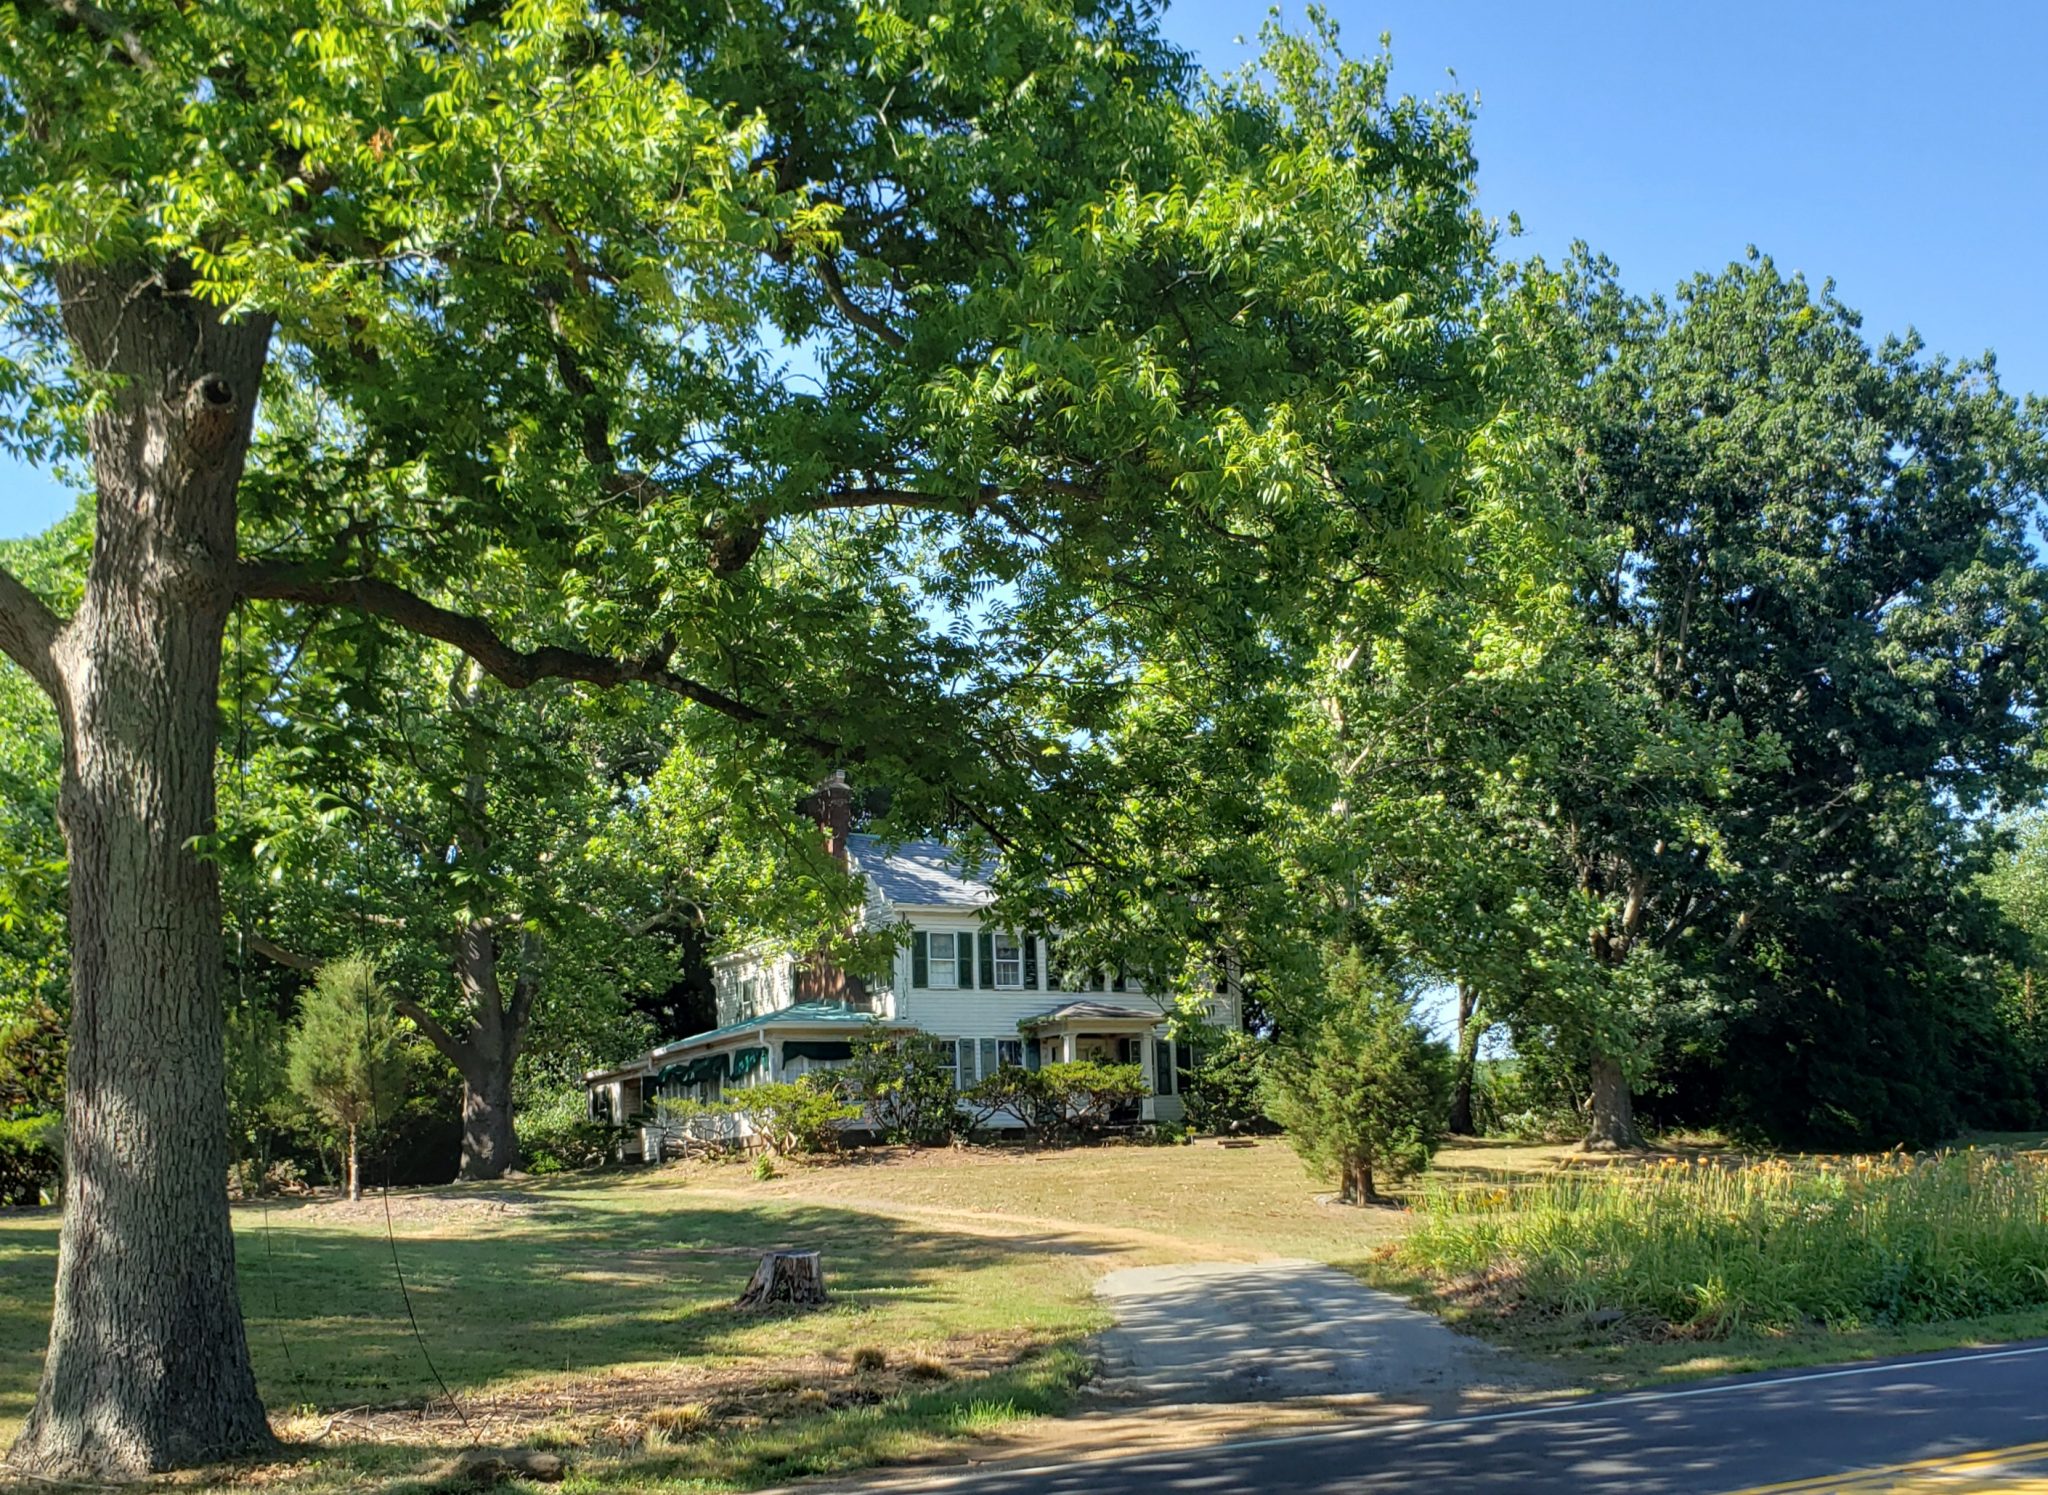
9;268;275;1478
346;1123;362;1203
460;1043;520;1180
1583;1055;1642;1152
396;922;537;1182
1447;982;1482;1136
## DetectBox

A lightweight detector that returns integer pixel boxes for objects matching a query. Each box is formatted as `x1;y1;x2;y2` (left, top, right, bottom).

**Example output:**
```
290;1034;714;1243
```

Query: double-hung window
928;931;960;989
993;933;1025;989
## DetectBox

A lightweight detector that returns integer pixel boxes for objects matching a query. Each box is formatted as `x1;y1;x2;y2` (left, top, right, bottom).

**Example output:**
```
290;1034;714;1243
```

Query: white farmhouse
585;777;1239;1150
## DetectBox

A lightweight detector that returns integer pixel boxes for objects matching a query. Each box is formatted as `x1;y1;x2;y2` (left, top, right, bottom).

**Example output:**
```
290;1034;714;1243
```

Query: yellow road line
1728;1439;2048;1493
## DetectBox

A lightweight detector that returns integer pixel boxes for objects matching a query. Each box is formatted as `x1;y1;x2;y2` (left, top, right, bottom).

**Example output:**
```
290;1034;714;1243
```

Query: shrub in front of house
1039;1061;1146;1137
731;1077;865;1156
961;1065;1059;1140
517;1081;621;1174
845;1030;960;1146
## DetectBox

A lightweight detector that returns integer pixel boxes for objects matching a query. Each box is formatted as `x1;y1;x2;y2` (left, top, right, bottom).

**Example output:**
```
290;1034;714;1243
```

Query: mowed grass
711;1137;1428;1265
0;1170;1113;1491
1380;1147;2048;1388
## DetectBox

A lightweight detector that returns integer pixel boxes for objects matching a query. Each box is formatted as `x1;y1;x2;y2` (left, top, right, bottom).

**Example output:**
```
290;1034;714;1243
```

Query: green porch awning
781;1039;854;1062
654;1051;730;1088
729;1046;768;1080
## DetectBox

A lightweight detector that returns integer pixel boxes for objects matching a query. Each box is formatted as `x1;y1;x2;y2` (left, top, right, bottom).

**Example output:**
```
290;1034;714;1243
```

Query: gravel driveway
1093;1259;1520;1407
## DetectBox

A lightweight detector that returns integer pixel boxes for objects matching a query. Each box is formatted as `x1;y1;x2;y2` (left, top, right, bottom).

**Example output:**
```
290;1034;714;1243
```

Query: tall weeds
1401;1150;2048;1334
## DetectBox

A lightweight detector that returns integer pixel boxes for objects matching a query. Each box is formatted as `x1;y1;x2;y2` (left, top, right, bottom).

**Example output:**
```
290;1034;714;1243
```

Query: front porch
1020;1001;1186;1124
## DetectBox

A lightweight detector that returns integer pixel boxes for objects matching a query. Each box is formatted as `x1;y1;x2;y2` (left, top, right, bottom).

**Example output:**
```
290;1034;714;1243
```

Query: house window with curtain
929;931;960;989
993;933;1025;988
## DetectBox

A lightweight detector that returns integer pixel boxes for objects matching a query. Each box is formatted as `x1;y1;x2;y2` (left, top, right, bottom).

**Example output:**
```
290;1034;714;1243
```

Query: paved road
1094;1259;1516;1405
872;1341;2048;1494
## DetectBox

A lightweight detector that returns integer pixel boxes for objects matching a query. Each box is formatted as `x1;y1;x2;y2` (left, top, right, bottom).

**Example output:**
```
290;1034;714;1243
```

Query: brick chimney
806;769;853;865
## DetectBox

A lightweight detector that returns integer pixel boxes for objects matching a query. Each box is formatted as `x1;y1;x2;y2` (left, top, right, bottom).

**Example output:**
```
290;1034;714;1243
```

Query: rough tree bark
346;1123;362;1204
1583;1055;1643;1152
1446;981;1481;1136
3;266;276;1478
394;924;539;1181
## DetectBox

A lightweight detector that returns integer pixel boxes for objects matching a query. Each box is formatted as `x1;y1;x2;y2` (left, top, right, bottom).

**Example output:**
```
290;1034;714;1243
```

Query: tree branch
0;562;65;699
236;560;845;756
391;993;475;1077
243;932;321;972
34;0;156;71
814;255;907;349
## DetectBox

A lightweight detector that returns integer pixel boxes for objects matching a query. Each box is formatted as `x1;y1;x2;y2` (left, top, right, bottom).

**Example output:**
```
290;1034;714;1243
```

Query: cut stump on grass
737;1249;828;1310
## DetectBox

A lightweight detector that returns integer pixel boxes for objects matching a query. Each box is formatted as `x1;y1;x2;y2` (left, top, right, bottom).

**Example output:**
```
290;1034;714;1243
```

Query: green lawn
6;1138;2047;1489
0;1171;1110;1491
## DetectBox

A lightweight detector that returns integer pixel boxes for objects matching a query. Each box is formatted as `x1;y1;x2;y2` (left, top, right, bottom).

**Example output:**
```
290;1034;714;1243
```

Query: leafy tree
285;958;406;1202
1181;1031;1273;1136
1265;952;1451;1204
1522;253;2048;1147
1982;813;2048;1110
0;0;1501;1471
0;515;80;1029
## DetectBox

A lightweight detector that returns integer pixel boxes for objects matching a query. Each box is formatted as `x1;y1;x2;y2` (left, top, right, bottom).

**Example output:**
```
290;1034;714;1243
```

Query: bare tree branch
235;560;846;756
0;562;65;699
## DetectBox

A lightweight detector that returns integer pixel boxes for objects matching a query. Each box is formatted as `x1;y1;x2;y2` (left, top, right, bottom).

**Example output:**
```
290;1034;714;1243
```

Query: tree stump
736;1250;828;1309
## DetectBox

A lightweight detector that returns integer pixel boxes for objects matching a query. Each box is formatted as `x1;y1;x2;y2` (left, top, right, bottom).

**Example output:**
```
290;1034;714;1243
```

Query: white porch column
1061;1030;1076;1063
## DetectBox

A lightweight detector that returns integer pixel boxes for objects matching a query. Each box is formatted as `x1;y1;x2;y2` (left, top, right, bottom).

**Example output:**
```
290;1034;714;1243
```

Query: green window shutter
1023;1040;1042;1072
1153;1040;1174;1096
978;1038;1000;1079
1023;936;1039;990
912;931;929;989
1111;966;1126;993
979;932;996;990
1045;938;1063;992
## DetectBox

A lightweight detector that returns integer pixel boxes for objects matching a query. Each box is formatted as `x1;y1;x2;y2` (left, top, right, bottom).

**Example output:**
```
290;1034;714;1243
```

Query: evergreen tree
285;957;406;1203
1265;952;1451;1204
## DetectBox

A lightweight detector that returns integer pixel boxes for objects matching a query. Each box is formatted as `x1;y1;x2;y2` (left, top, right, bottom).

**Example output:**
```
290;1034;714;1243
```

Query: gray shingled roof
1025;1001;1166;1027
846;833;993;908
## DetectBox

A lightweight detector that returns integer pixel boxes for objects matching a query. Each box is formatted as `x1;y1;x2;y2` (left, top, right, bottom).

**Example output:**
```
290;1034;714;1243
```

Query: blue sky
3;1;2041;538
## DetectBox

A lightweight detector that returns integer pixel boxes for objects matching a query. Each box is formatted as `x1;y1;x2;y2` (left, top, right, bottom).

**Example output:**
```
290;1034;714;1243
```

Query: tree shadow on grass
0;1184;1110;1476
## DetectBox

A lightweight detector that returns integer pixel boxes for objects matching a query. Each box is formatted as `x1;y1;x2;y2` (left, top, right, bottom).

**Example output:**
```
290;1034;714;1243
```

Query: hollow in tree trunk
7;267;276;1478
1583;1055;1642;1152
